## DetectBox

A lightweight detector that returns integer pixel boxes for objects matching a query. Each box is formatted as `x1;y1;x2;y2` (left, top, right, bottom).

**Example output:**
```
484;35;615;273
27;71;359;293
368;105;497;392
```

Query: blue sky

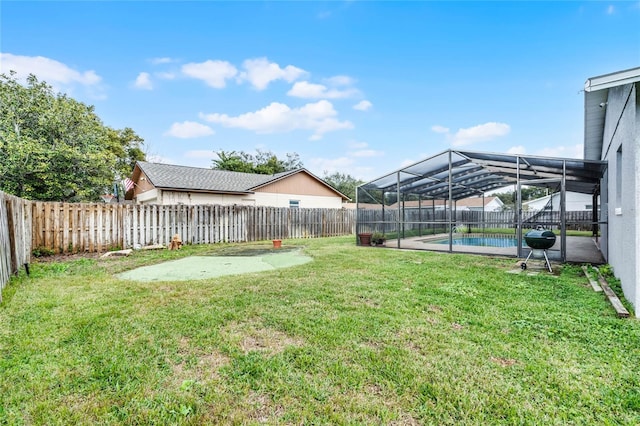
1;1;639;181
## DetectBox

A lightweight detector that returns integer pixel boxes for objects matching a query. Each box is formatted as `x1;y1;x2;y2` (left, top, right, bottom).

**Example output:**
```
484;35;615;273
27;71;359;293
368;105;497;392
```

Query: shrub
32;246;55;258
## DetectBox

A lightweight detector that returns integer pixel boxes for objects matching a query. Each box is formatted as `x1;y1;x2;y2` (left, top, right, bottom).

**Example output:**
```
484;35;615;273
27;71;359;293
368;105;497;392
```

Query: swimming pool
430;235;525;248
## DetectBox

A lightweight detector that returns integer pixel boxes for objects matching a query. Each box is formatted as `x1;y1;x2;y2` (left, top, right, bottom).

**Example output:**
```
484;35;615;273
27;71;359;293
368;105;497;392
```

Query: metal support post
516;157;523;258
448;150;453;253
561;161;567;262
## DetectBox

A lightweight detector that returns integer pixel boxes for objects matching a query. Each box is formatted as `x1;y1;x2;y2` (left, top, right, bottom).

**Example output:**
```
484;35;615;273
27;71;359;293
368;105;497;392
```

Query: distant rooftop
136;161;298;194
133;161;350;200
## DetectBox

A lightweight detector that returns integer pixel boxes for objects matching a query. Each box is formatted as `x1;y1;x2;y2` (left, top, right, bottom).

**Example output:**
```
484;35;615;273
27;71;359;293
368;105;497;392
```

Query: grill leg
523;250;534;265
542;250;552;273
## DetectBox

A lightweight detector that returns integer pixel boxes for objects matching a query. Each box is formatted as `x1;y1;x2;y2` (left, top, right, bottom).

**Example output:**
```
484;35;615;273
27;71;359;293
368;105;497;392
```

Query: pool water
433;236;526;248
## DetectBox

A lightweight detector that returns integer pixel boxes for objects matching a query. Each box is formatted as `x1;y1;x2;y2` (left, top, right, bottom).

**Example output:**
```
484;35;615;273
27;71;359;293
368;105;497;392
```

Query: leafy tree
0;72;144;201
212;149;302;174
107;127;146;180
322;172;364;200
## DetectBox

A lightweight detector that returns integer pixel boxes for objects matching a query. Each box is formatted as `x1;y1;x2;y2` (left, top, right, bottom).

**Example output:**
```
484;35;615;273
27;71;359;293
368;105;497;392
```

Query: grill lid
524;229;556;250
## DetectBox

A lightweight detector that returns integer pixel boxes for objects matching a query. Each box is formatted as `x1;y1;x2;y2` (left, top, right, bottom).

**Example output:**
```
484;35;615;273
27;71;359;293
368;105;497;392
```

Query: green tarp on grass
117;250;312;282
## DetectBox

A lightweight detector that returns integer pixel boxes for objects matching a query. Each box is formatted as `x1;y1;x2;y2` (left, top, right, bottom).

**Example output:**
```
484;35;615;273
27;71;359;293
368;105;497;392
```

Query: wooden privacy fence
1;191;32;302
31;203;357;254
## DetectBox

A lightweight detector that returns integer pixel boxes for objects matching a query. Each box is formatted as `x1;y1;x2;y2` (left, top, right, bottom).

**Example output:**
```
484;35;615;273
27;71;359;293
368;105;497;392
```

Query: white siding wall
601;82;639;311
485;199;503;212
138;190;343;209
136;188;159;203
159;191;255;206
525;192;595;211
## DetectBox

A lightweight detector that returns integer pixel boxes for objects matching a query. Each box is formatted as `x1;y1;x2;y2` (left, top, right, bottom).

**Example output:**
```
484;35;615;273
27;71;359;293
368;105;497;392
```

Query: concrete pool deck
117;249;312;282
381;233;605;264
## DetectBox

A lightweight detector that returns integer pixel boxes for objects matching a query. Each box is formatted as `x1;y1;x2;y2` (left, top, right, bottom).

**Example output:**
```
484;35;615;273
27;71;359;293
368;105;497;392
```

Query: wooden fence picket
1;192;32;301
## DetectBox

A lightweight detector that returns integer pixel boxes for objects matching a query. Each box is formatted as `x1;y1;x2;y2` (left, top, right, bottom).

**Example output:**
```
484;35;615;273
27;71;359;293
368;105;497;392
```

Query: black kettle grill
521;226;556;272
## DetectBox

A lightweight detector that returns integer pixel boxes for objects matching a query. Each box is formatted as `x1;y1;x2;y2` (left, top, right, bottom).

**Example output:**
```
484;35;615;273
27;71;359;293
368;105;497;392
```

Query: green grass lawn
1;236;639;425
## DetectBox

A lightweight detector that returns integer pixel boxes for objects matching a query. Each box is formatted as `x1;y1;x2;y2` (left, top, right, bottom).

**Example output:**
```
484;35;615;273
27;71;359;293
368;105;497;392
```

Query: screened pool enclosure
356;150;608;263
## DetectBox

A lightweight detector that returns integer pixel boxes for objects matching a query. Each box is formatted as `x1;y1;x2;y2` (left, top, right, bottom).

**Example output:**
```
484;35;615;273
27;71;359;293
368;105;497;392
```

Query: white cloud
164;121;215;139
151;57;174;65
181;60;238;88
134;72;153;90
156;72;176;80
200;100;353;140
606;4;615;14
536;144;583;159
451;122;511;147
0;53;101;85
431;125;450;134
507;145;527;155
325;75;355;86
353;100;372;111
288;81;359;99
432;122;510;146
0;53;104;97
239;57;306;90
348;140;369;149
346;141;383;158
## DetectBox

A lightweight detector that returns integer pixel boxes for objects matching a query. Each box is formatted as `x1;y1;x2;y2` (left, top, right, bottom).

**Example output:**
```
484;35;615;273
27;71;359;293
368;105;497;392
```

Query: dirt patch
246;390;285;423
361;340;384;350
359;298;380;308
168;336;230;387
389;414;421;426
490;356;517;367
32;251;101;263
224;320;304;354
365;383;384;396
425;317;439;325
405;339;424;354
214;246;301;257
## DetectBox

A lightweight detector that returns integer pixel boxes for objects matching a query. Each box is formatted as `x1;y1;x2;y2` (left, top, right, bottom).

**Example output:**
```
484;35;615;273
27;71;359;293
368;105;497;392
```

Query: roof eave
153;186;254;196
583;67;640;161
584;67;640;92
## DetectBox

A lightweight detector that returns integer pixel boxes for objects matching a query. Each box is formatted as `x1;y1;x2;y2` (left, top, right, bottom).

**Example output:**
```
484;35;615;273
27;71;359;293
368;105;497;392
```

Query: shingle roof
136;161;294;194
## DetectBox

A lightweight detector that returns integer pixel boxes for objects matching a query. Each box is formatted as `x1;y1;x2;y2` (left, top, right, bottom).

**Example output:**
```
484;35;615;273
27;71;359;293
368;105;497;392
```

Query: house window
616;146;622;208
289;200;300;209
585;204;593;210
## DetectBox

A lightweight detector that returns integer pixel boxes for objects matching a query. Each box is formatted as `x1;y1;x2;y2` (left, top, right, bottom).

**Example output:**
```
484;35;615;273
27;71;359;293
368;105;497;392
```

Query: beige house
126;162;349;208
